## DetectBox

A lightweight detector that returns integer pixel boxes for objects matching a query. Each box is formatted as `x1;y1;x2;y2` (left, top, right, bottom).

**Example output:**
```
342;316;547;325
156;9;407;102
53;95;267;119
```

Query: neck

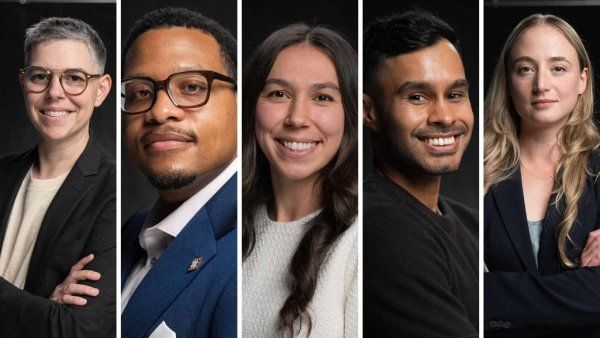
377;161;441;212
35;130;89;179
269;170;321;222
155;161;231;220
519;122;561;167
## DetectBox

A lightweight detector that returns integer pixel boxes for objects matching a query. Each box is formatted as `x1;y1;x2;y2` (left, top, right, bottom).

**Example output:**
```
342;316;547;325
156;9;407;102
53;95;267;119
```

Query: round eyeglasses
19;66;102;96
121;70;236;115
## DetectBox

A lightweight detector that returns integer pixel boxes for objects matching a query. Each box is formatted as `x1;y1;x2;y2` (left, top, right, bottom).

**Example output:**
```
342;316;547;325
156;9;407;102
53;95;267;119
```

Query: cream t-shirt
0;167;69;288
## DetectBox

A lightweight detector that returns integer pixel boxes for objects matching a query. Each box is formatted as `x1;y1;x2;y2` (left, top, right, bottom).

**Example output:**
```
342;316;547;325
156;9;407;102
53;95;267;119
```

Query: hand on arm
581;229;600;267
50;254;100;306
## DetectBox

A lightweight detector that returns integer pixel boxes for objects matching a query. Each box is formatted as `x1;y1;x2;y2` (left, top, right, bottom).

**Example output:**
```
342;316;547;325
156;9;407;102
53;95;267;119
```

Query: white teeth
425;136;456;146
43;110;69;117
282;141;317;152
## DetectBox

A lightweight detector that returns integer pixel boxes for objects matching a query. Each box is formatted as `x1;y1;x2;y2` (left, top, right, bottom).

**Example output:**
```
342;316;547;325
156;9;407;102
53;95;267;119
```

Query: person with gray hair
0;16;115;337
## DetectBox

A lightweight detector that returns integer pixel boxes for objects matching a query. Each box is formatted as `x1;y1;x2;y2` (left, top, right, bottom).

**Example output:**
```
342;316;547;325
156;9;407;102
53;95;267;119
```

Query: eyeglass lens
122;73;210;113
24;68;89;95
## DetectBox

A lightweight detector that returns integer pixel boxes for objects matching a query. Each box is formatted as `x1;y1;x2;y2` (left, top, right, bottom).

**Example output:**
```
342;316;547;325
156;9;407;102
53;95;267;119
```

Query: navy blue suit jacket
121;175;237;338
485;153;600;337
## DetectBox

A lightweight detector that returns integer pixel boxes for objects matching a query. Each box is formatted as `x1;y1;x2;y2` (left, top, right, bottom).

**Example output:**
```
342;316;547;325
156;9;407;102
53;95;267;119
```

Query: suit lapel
0;149;36;252
121;212;147;288
122;175;237;338
24;137;103;292
490;170;538;271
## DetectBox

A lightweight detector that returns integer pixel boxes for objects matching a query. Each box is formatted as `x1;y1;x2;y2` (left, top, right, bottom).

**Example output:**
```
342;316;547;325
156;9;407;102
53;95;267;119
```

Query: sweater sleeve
344;231;358;338
364;206;478;337
485;267;600;331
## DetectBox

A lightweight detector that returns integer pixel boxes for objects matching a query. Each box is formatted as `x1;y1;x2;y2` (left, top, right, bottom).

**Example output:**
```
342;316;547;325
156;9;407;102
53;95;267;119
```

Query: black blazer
0;136;116;338
485;152;600;337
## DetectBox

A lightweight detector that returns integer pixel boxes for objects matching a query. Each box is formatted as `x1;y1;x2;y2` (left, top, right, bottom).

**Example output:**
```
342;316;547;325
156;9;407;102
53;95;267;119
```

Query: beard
145;168;198;190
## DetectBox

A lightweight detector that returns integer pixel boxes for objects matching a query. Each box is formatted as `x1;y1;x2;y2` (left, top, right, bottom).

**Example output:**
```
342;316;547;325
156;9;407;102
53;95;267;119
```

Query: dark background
121;0;237;220
484;0;600;116
364;0;479;210
242;0;358;64
0;2;116;159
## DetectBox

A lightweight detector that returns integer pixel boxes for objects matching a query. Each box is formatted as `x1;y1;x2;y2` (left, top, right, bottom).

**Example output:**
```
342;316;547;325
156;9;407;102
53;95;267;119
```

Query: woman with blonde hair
484;14;600;336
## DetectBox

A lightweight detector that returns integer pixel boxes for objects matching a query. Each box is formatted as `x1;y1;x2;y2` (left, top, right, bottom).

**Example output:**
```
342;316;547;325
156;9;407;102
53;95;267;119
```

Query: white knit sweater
243;206;358;337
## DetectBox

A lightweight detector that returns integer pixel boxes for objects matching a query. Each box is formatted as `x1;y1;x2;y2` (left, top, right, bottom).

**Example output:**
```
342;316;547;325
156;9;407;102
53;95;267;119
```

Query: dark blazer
485;153;600;337
0;135;116;337
121;174;237;338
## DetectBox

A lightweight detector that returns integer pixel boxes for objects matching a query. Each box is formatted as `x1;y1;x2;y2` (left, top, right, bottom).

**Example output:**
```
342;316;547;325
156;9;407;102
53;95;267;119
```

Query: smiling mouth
41;110;71;117
420;136;457;146
277;139;319;152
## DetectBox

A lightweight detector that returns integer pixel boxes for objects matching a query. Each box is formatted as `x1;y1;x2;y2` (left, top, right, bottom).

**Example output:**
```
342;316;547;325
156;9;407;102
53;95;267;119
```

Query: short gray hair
24;17;107;72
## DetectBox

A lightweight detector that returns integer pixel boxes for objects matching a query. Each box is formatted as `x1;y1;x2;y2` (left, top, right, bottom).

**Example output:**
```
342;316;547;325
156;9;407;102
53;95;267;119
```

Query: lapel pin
188;257;202;272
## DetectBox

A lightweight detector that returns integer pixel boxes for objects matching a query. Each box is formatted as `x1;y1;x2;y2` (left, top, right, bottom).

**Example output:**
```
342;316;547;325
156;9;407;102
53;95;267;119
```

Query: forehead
29;39;96;71
509;25;579;65
379;39;465;89
124;27;226;79
267;44;338;85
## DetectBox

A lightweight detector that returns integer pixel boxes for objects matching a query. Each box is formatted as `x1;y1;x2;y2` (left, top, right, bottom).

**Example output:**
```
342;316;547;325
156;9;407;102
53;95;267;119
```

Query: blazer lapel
121;212;147;287
122;207;217;338
490;170;539;271
24;137;102;292
121;175;237;338
0;149;36;252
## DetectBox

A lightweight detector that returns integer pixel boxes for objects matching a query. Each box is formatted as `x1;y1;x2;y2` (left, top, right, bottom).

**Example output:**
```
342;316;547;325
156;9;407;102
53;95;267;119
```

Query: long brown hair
484;14;600;267
242;23;357;336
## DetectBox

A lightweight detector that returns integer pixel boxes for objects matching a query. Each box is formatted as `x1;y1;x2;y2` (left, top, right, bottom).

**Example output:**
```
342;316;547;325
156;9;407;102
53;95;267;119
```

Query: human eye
551;65;567;73
126;83;153;101
179;80;208;95
29;71;49;83
66;73;85;83
314;93;334;102
517;65;534;75
408;93;428;104
448;91;467;102
266;90;289;100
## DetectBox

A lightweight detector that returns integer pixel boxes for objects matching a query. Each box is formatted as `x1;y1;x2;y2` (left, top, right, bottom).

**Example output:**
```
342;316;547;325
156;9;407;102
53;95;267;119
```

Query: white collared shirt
121;160;237;311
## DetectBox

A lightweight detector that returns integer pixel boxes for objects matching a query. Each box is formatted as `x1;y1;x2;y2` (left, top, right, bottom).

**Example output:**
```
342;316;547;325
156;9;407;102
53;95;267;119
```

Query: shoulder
441;197;478;225
588;149;600;173
0;147;34;173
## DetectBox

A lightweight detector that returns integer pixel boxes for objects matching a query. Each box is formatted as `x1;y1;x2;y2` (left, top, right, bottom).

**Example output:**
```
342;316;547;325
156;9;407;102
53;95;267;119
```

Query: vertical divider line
236;0;243;336
478;0;485;336
115;0;122;336
357;0;364;336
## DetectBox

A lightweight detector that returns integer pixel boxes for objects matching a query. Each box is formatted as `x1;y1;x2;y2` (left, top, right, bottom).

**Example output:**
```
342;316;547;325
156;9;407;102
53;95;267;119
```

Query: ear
94;74;112;107
578;67;588;95
363;93;379;132
18;72;25;91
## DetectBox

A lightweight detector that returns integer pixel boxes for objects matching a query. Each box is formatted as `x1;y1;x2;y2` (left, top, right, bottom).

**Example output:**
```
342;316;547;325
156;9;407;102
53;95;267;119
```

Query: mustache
140;126;198;143
412;124;468;138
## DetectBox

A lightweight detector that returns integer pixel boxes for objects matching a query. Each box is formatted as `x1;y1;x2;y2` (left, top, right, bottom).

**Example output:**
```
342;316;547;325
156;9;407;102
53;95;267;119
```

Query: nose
144;89;185;124
45;74;66;99
427;99;456;126
533;70;550;93
284;97;309;128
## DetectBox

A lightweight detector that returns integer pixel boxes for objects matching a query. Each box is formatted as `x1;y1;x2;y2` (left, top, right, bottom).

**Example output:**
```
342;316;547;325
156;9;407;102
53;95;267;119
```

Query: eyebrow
263;78;340;92
125;64;207;79
511;56;572;66
395;79;469;94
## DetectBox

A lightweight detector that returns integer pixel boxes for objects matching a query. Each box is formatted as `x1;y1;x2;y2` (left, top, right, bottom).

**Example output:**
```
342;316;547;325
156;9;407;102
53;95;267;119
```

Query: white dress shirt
121;160;237;311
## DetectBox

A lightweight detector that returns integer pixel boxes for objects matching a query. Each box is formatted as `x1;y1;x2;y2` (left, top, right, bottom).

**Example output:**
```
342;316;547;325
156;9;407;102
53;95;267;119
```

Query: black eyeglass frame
121;70;236;115
19;66;103;96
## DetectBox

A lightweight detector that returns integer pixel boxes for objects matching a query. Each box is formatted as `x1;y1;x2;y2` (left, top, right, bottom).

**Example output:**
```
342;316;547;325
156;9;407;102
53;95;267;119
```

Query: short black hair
123;7;236;77
364;10;458;96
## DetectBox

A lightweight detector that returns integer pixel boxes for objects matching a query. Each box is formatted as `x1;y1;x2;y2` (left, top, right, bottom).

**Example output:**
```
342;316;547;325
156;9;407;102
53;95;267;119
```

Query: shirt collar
138;159;237;253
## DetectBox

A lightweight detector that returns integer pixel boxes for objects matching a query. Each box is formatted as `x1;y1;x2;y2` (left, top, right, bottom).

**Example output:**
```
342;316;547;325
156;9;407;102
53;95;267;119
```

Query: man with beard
362;10;478;337
120;8;237;337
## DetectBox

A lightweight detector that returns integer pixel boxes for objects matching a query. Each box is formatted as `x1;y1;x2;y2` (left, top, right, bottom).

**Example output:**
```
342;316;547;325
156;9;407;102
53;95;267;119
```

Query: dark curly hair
123;7;236;77
242;23;357;336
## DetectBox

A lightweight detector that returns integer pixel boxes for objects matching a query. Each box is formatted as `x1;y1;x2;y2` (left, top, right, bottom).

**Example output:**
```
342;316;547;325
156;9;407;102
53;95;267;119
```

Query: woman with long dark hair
484;14;600;336
242;23;357;337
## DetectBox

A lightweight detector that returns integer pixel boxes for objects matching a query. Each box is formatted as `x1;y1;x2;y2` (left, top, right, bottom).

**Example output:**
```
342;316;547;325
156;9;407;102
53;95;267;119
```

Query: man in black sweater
363;10;478;337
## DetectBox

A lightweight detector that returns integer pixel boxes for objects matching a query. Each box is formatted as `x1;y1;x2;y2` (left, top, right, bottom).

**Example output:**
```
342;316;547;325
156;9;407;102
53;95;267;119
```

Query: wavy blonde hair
484;14;600;268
